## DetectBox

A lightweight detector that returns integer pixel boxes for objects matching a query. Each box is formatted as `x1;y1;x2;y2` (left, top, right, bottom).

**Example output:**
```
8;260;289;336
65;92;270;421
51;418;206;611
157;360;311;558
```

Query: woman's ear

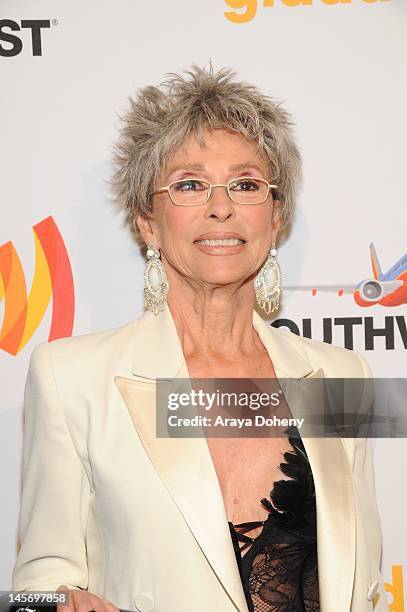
136;214;157;248
271;199;282;243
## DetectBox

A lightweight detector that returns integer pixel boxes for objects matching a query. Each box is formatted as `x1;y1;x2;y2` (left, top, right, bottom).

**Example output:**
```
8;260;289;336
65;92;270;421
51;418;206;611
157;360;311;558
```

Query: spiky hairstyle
112;64;302;245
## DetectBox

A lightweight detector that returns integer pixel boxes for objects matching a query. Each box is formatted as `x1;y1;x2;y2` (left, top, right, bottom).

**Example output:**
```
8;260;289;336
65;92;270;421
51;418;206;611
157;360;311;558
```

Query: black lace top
228;426;320;612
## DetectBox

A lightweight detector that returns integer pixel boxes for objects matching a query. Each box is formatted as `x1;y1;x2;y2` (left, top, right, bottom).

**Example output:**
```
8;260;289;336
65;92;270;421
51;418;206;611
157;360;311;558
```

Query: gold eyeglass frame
151;176;278;206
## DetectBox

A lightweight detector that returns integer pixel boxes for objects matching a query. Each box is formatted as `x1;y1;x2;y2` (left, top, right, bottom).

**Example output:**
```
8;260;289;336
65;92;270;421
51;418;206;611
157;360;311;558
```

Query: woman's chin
194;271;249;287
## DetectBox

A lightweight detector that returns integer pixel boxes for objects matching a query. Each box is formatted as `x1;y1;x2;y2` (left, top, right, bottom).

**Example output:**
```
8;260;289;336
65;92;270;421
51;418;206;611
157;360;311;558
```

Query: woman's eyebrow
166;163;206;178
229;162;265;175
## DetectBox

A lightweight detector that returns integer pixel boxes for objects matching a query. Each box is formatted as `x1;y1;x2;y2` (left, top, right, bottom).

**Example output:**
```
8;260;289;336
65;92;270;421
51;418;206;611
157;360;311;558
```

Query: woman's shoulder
28;317;140;376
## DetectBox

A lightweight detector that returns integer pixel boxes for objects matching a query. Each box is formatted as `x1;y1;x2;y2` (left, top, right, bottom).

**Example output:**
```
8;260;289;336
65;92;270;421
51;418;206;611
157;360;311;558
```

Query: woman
12;66;387;612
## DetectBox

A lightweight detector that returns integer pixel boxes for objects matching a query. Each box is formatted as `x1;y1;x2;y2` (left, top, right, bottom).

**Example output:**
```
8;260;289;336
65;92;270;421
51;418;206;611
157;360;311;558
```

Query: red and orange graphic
0;216;75;355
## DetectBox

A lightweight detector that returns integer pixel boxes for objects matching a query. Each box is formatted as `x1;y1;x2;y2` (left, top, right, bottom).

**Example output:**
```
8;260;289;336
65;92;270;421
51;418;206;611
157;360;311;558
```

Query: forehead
162;129;269;178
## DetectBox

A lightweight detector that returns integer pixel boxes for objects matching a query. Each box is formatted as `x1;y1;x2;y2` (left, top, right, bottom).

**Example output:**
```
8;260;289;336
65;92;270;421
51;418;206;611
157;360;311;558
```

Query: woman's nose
204;186;235;222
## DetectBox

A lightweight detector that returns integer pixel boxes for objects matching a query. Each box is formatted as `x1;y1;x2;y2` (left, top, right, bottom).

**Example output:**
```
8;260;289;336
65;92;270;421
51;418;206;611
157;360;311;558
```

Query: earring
144;245;169;315
253;243;281;315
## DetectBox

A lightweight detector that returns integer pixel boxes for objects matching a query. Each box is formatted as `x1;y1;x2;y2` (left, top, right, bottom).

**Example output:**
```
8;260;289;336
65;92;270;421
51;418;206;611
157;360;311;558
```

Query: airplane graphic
284;243;407;308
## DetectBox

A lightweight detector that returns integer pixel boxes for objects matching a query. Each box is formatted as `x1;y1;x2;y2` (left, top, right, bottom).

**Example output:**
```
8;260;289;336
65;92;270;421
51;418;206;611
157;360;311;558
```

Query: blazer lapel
115;375;250;611
115;305;356;612
115;305;249;610
253;311;356;612
280;377;356;612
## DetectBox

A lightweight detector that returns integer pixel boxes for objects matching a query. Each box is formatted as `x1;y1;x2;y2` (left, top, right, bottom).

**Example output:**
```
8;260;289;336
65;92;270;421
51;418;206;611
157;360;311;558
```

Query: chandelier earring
143;245;169;315
253;243;281;315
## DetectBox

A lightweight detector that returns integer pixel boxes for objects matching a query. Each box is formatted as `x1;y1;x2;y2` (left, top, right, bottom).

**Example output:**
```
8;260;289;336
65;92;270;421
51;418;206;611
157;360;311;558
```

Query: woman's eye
231;179;259;191
175;180;206;192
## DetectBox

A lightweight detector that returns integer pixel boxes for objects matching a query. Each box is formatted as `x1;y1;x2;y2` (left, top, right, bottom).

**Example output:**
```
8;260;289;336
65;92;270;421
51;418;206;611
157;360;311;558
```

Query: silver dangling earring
143;245;169;315
253;243;281;315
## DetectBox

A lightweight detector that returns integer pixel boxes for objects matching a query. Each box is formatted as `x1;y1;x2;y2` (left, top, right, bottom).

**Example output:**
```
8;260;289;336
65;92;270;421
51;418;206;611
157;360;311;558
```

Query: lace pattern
228;426;320;612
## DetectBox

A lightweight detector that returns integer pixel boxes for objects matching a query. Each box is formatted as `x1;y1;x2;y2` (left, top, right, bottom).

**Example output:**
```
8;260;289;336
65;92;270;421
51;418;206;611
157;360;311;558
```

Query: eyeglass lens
169;177;269;205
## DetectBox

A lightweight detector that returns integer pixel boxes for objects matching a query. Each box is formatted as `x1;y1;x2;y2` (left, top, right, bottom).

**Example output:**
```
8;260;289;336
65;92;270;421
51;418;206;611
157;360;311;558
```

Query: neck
166;270;262;361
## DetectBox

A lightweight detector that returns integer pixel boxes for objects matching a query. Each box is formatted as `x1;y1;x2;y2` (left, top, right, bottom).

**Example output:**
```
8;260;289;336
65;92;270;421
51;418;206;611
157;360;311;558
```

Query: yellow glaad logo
0;216;75;356
385;565;405;611
225;0;390;23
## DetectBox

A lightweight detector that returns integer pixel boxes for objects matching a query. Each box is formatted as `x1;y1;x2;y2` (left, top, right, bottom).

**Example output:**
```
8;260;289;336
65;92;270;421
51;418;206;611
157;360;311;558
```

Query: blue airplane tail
369;243;383;280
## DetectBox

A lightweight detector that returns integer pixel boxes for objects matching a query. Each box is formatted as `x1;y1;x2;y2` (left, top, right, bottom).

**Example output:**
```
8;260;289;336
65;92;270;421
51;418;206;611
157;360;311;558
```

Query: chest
185;351;278;380
205;436;295;530
184;352;293;535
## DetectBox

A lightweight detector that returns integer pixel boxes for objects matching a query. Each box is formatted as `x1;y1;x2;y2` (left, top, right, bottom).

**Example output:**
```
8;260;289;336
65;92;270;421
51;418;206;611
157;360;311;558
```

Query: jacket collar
131;303;316;380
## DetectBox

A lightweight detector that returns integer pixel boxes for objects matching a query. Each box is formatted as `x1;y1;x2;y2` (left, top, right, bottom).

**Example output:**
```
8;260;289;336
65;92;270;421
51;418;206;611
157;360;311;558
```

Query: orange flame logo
0;216;75;355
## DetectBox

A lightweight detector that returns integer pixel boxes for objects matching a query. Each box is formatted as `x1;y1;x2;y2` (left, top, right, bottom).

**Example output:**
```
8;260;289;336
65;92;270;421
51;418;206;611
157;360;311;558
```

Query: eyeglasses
151;176;278;206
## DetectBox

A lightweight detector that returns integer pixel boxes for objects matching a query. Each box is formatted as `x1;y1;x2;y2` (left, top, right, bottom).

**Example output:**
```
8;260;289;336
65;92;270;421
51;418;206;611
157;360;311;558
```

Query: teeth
195;238;245;246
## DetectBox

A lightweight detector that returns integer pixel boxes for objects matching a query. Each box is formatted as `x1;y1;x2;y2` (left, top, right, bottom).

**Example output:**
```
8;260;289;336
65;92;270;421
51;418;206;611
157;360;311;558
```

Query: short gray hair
112;64;302;245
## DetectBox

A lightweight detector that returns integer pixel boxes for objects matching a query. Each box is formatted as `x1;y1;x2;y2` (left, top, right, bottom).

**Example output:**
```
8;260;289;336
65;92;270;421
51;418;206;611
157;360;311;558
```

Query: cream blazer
12;305;388;612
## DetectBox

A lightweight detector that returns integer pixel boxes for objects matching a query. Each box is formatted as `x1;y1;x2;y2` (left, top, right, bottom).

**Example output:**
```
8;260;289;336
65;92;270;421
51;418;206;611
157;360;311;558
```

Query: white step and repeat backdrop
1;0;406;609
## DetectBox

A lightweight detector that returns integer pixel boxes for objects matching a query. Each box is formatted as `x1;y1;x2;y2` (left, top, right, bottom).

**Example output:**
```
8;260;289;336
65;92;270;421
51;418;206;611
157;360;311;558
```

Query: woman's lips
193;237;246;255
